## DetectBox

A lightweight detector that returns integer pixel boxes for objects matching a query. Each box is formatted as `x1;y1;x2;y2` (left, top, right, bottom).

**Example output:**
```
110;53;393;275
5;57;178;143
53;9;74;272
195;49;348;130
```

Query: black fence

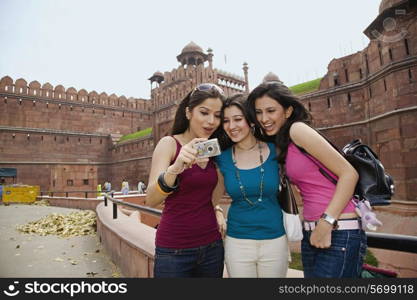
366;232;417;254
40;190;99;198
103;192;162;219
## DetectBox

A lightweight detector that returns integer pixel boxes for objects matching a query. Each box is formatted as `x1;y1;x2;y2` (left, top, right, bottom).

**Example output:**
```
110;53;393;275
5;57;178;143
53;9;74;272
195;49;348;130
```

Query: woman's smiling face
223;105;251;143
255;95;292;136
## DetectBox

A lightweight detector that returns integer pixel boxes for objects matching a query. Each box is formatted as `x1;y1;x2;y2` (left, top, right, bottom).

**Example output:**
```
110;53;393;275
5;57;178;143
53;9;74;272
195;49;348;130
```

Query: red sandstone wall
306;63;416;130
108;136;154;191
0;95;152;136
0;77;154;192
0;128;155;193
0;130;112;192
0;131;110;162
0;78;152;136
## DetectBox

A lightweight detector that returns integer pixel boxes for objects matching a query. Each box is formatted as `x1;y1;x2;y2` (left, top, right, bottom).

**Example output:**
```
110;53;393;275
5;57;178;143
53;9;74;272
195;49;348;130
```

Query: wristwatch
320;213;338;229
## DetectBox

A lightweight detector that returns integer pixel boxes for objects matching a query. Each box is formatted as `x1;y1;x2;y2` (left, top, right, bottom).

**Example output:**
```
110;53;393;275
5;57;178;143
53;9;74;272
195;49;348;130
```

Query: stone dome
379;0;405;14
153;71;164;77
181;41;204;54
148;71;164;83
262;72;282;83
177;42;208;66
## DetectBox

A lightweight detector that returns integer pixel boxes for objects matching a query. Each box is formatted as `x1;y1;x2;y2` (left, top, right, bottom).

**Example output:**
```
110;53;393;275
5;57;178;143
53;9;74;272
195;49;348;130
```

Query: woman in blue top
216;94;288;277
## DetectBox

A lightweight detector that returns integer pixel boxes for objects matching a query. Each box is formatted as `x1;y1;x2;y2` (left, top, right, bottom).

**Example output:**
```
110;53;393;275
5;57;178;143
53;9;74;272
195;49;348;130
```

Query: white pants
224;235;289;278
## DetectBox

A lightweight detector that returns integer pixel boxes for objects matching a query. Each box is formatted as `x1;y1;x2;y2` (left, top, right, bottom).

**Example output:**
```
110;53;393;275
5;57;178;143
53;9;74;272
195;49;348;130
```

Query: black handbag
342;140;394;206
278;165;299;215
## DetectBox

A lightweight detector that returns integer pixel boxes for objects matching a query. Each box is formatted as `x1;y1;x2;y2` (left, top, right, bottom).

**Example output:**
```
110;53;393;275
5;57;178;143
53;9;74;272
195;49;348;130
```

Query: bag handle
278;163;299;215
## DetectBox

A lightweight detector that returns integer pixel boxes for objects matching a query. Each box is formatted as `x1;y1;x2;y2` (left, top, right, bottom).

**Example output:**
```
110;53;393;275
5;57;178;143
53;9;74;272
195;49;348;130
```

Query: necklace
236;140;258;151
232;142;265;206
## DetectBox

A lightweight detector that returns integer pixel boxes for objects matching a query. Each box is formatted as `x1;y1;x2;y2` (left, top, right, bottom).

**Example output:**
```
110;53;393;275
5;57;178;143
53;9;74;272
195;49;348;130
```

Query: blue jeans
301;229;367;278
154;239;224;278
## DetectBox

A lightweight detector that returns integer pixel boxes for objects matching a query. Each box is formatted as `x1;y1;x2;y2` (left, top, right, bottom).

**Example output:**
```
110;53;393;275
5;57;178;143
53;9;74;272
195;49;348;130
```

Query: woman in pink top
145;83;227;277
246;81;367;278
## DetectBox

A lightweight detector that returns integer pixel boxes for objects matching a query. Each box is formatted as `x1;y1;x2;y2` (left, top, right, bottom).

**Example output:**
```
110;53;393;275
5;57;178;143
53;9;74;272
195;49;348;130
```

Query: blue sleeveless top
215;142;285;240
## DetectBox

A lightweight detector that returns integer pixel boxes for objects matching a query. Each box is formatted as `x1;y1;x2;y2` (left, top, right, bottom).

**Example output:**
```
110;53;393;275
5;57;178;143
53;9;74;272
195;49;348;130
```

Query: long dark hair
171;83;225;137
246;82;312;163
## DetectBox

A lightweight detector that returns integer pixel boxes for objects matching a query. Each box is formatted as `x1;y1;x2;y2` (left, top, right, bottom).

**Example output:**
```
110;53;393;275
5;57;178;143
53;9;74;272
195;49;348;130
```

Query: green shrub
364;249;378;267
289;252;303;271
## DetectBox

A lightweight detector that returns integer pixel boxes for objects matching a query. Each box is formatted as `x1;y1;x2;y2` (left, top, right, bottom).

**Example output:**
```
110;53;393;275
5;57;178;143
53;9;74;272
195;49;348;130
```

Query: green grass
364;249;378;267
289;78;322;95
289;252;303;271
118;127;152;143
289;249;378;271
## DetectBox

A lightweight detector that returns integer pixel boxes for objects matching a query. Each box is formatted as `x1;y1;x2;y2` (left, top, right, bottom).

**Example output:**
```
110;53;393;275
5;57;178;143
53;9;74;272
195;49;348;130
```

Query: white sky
0;0;381;99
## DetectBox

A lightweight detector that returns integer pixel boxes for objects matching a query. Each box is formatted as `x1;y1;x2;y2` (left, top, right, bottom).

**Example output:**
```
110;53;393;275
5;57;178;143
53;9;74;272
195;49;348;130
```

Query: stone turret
243;62;249;93
176;41;208;67
262;72;282;83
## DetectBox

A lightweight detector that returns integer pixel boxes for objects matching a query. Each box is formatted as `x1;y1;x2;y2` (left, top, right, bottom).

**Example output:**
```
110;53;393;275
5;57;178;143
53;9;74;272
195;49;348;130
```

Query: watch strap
320;213;338;229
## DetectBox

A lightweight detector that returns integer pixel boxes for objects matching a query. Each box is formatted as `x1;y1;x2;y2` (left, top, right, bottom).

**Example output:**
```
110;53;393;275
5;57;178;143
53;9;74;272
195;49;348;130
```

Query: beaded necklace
232;141;265;206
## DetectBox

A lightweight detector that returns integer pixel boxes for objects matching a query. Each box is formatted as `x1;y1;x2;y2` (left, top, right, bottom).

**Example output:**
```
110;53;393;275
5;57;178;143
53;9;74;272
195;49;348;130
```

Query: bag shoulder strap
298;146;338;185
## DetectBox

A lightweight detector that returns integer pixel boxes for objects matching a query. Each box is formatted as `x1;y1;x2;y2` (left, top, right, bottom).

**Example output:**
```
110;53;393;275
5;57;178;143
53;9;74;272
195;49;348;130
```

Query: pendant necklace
232;141;265;206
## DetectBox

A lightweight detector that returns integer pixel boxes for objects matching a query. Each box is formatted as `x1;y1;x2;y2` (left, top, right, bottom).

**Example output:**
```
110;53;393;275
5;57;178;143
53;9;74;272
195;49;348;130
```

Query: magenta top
155;137;221;248
285;142;355;221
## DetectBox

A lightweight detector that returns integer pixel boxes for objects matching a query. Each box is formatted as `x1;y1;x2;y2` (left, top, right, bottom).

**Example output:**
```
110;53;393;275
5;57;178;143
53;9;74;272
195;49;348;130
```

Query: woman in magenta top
145;83;226;278
246;81;367;278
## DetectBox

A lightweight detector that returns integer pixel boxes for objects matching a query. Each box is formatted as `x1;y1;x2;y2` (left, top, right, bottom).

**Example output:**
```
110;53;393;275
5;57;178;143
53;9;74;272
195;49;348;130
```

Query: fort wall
0;78;152;136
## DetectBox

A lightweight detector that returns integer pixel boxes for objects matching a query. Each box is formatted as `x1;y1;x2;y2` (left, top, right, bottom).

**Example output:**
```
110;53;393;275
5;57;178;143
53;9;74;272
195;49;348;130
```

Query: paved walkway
0;203;122;278
0;202;304;278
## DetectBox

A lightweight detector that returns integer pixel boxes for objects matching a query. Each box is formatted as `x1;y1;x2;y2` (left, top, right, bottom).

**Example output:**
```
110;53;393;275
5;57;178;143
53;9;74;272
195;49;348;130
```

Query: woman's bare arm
145;136;176;207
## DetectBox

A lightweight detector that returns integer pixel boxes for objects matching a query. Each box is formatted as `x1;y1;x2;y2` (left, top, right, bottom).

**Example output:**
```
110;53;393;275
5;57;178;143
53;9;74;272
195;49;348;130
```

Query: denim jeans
301;229;367;278
154;239;224;278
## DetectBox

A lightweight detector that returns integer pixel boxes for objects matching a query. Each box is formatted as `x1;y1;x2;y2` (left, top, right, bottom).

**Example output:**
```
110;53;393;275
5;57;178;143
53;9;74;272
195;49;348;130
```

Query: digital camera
194;138;221;159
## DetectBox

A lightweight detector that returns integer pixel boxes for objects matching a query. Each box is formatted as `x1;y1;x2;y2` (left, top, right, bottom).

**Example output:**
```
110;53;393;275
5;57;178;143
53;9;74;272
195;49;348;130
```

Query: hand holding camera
169;138;222;174
169;138;206;174
193;138;221;159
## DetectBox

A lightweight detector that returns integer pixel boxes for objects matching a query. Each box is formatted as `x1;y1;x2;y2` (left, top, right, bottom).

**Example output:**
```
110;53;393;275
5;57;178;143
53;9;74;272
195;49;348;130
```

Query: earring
185;107;191;120
251;126;255;135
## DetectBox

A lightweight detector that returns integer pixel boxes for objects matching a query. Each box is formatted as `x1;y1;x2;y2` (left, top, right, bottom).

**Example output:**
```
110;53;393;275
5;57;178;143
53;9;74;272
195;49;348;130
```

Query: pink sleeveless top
155;137;221;248
285;142;355;221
